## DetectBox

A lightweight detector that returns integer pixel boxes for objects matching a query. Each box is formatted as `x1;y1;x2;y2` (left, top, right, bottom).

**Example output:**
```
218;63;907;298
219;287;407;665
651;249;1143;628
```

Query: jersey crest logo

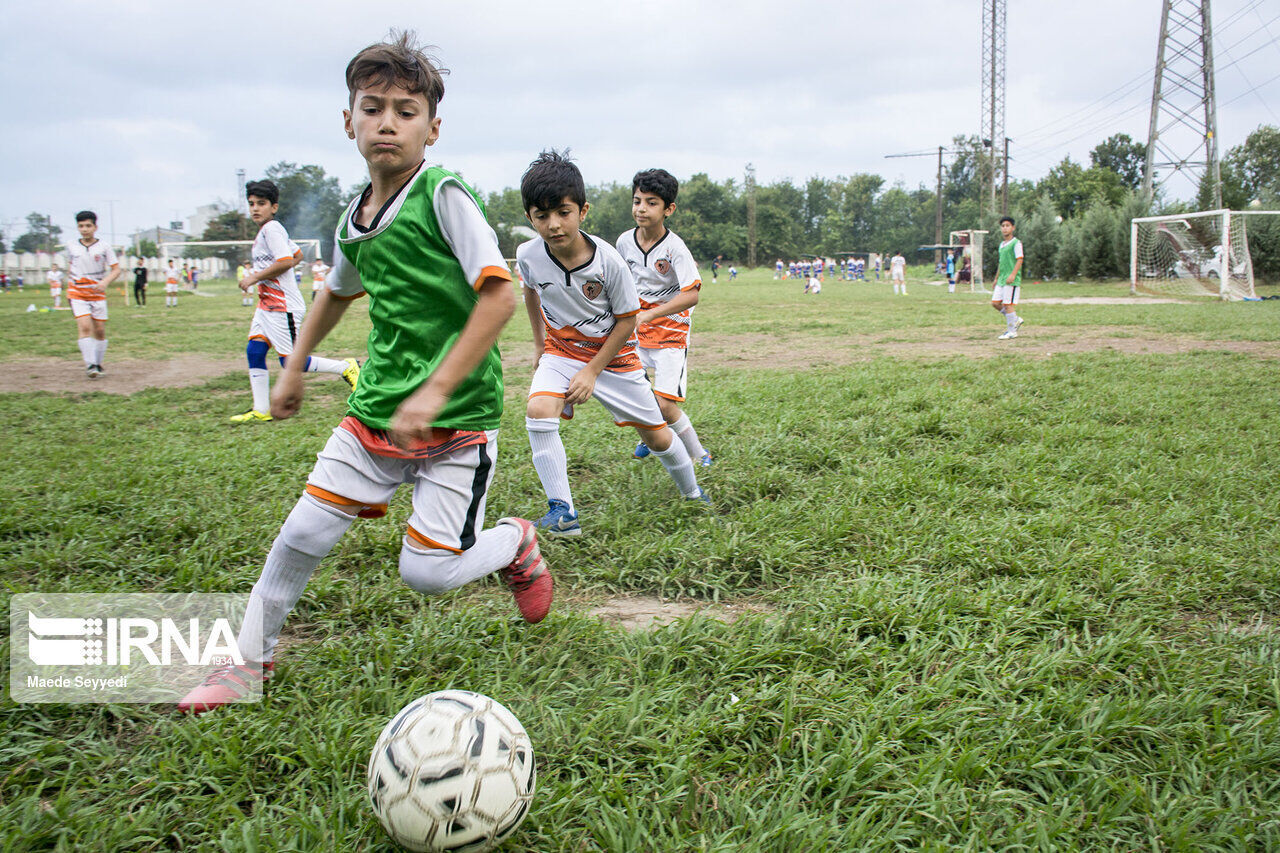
654;258;671;275
581;279;604;300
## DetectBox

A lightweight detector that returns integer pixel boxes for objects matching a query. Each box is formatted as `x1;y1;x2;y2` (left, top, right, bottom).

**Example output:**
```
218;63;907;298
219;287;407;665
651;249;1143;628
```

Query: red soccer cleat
177;661;274;715
496;517;553;623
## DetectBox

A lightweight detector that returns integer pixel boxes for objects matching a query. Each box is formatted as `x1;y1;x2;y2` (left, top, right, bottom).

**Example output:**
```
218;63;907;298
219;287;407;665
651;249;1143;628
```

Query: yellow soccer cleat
341;358;361;390
230;409;273;424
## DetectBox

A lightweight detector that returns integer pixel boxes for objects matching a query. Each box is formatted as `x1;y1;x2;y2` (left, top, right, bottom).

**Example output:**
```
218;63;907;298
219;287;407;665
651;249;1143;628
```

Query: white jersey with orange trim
47;270;64;291
311;260;329;291
165;265;181;285
66;239;118;301
251;219;305;313
615;227;702;349
517;233;641;372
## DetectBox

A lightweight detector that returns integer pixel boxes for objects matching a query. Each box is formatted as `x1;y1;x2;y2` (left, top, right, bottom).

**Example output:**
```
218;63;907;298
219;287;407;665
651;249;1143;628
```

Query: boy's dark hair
246;179;279;205
1000;215;1016;226
632;169;679;207
346;30;447;117
521;150;586;213
75;210;97;223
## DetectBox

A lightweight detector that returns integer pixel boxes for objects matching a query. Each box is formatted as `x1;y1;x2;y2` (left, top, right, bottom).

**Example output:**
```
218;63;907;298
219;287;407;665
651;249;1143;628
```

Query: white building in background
186;203;226;239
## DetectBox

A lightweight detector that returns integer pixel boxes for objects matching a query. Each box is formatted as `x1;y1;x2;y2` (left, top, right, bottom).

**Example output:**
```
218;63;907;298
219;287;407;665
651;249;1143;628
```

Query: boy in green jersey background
180;31;552;714
993;216;1025;340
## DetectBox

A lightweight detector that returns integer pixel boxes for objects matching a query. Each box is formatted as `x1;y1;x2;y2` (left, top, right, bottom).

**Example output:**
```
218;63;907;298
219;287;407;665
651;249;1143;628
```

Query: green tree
753;181;807;261
1037;158;1126;219
136;239;158;258
1223;125;1280;200
13;213;61;253
1054;218;1084;279
262;162;346;260
820;174;884;254
1078;201;1120;279
1015;196;1061;281
201;211;255;266
1090;133;1147;190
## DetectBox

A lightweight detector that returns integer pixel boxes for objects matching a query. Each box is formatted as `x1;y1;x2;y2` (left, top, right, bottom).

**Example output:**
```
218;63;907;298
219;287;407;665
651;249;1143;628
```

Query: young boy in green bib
993;216;1025;340
180;32;552;714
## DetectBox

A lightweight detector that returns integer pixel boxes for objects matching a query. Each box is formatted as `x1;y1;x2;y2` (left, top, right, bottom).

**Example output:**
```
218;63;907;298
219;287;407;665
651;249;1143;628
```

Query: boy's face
77;220;97;241
248;195;278;225
632;191;675;229
527;198;590;248
1000;220;1015;239
344;84;440;175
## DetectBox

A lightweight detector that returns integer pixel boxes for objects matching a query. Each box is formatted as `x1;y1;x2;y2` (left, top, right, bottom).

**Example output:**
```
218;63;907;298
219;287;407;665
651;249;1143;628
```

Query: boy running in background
232;178;359;423
164;260;180;307
617;168;712;468
47;263;65;309
890;250;907;295
518;151;706;537
994;216;1024;340
310;257;329;302
180;32;550;714
66;211;120;379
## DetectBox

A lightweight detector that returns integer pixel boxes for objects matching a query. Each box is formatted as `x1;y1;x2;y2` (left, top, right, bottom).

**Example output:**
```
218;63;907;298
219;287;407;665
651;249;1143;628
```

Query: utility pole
886;146;953;265
981;0;1007;220
1001;138;1010;216
745;163;757;268
1141;0;1220;207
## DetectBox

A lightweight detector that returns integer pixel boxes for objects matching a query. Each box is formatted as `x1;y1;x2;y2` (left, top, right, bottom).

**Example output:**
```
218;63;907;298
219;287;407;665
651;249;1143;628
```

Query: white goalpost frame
1130;209;1280;300
159;239;322;267
949;229;989;293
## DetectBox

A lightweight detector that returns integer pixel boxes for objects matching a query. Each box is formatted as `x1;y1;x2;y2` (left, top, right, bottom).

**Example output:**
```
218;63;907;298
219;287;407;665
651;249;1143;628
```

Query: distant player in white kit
310;258;329;303
890;250;907;295
164;260;181;307
66;211;120;378
232;179;360;423
47;263;65;310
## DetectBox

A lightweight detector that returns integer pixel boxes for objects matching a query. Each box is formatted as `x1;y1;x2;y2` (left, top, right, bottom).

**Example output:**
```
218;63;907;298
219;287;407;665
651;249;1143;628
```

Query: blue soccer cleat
633;442;651;460
699;452;713;468
688;487;711;504
534;499;582;536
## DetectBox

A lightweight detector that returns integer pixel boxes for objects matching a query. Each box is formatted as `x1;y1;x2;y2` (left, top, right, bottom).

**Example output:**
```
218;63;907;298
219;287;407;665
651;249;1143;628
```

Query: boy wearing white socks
518;152;708;537
994;216;1025;340
66;211;120;379
616;168;713;469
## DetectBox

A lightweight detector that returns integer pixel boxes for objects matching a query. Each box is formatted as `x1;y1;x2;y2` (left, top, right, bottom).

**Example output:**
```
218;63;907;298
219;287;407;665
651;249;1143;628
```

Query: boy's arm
270;288;354;419
637;288;699;325
1008;241;1024;283
101;264;121;288
523;285;545;367
390;277;516;448
566;315;637;405
241;257;294;292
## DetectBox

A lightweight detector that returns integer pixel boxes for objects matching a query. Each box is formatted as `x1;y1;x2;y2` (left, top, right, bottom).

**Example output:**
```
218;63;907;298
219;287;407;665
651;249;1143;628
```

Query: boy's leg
593;368;704;499
244;337;272;415
526;355;579;531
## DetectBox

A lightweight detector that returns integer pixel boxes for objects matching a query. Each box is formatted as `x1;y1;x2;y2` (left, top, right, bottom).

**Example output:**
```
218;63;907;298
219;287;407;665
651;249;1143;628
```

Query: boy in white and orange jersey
517;151;706;537
310;258;329;302
47;263;65;309
232;179;360;423
164;259;181;307
66;211;120;378
615;168;712;468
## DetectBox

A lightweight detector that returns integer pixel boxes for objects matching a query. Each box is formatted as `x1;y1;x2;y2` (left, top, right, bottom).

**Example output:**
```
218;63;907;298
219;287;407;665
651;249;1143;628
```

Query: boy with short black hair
232;177;360;422
890;250;907;295
47;263;65;309
993;216;1024;340
164;259;180;307
66;210;120;378
616;167;713;468
131;258;147;306
518;151;706;537
180;31;550;714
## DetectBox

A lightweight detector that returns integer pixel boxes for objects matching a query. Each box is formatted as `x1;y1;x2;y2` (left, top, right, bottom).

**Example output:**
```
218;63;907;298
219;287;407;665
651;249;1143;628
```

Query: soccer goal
159;239;322;275
949;229;988;292
1130;210;1279;301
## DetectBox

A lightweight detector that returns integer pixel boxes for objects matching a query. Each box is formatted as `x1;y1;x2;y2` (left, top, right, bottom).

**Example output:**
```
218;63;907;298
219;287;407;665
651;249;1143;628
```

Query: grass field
2;268;1279;851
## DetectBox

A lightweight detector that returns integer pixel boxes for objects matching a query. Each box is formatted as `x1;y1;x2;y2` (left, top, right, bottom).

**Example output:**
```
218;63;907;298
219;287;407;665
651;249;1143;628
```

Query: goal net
1130;210;1277;300
159;239;322;281
949;229;987;292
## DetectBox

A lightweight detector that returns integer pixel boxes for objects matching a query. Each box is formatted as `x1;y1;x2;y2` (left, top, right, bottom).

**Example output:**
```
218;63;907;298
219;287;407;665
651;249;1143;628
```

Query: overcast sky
2;0;1276;246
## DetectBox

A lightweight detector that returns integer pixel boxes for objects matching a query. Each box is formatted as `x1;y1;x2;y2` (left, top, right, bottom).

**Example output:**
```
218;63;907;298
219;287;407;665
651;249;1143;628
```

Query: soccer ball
367;690;535;852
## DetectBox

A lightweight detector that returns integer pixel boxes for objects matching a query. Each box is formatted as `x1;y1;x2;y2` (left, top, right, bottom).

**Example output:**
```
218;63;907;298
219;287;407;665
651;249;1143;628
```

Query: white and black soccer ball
368;690;536;852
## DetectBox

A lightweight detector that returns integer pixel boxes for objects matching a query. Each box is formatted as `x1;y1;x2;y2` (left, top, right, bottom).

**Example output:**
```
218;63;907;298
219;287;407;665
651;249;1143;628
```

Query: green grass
2;268;1279;850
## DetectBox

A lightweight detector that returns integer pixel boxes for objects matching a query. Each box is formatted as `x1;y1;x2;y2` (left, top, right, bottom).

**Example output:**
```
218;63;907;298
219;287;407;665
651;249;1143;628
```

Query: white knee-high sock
77;337;94;366
249;369;270;412
238;494;355;663
305;355;346;375
670;413;707;460
398;523;520;595
526;416;574;512
651;437;701;498
95;339;107;365
1006;311;1019;329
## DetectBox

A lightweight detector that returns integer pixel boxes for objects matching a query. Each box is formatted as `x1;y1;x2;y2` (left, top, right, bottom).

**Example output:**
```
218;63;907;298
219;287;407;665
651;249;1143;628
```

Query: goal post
949;229;988;292
1130;210;1279;301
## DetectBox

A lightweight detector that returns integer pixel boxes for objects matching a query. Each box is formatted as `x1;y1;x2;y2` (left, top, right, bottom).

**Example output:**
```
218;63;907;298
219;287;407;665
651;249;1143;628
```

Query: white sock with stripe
651;436;701;498
670;413;707;460
249;369;270;412
526;416;574;513
305;356;346;375
77;337;94;366
237;494;355;663
398;524;520;595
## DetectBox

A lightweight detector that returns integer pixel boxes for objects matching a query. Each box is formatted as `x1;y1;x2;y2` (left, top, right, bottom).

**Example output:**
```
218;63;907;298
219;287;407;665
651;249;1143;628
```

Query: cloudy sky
2;0;1276;246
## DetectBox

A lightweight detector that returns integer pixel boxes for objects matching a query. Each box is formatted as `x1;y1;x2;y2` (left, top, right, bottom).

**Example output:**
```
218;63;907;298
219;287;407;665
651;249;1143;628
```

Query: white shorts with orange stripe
638;345;688;402
70;298;107;321
529;353;665;429
247;308;301;354
305;425;500;553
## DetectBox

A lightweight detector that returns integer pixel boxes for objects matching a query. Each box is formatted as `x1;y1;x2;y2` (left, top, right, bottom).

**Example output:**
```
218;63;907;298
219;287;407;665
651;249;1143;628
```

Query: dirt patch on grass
693;329;1278;369
588;595;773;632
4;354;245;395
